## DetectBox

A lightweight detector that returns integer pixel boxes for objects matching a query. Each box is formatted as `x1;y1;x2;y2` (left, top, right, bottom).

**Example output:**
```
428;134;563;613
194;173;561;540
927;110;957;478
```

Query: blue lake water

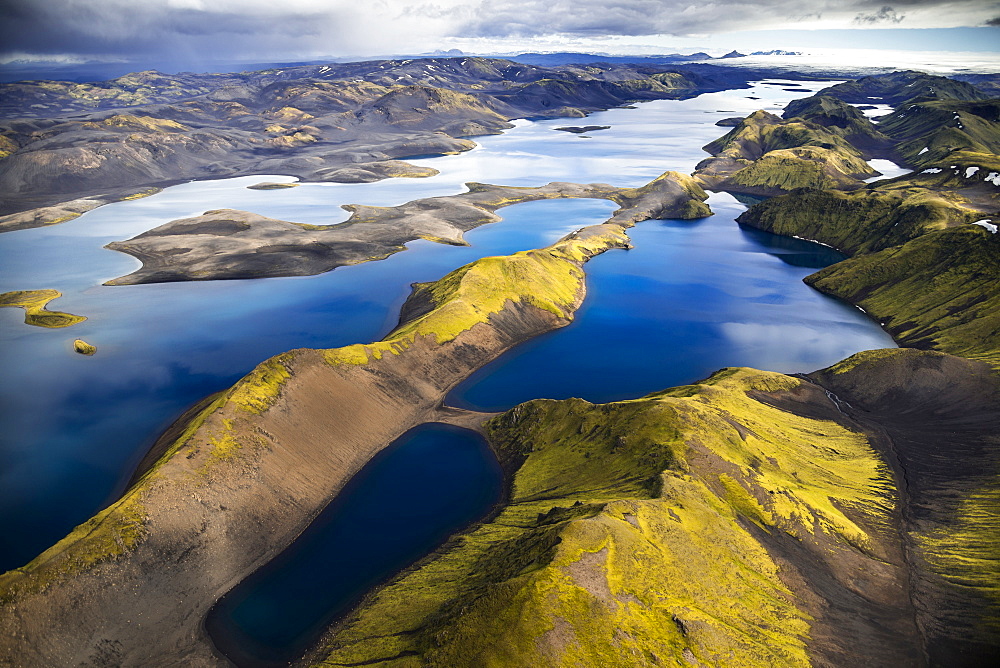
0;195;616;571
0;75;895;634
204;423;503;667
201;192;896;668
448;192;895;411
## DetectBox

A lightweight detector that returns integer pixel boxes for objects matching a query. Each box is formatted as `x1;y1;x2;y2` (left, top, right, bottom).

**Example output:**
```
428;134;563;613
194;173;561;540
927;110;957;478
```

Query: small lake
204;422;503;667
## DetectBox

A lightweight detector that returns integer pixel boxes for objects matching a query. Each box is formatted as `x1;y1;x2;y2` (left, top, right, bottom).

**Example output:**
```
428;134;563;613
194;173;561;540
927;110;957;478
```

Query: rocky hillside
0;58;744;228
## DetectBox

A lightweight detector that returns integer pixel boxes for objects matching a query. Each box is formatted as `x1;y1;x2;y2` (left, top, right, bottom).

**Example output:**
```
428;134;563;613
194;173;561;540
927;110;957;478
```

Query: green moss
878;99;1000;167
119;187;162;201
223;353;294;414
137;394;230;485
719;473;773;528
816;72;985;106
610;171;713;220
737;186;979;255
704;110;863;162
0;489;146;603
384;164;439;178
0;289;87;328
780;95;888;150
919;480;1000;638
99;114;189;132
0;134;18;158
312;368;896;667
822;348;907;375
325;227;630;366
73;339;96;355
729;146;874;192
418;234;469;246
0;383;233;603
44;213;83;226
698;109;881;195
901;150;1000;189
806;226;1000;367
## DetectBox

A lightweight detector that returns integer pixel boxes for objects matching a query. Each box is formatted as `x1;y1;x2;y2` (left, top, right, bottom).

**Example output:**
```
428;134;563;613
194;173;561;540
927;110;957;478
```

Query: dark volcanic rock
812;350;1000;665
0;57;745;229
554;125;611;133
714;116;745;126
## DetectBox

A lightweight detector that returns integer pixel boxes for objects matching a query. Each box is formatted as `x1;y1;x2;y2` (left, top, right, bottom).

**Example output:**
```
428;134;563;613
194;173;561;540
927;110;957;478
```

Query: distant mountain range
0;50;803;84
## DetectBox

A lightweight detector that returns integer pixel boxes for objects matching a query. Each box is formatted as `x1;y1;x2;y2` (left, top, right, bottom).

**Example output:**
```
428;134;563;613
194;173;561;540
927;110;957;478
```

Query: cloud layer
1;0;997;66
456;0;998;37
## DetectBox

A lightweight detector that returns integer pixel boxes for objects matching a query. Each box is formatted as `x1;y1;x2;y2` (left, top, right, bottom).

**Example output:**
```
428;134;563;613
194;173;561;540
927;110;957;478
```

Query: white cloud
457;0;1000;37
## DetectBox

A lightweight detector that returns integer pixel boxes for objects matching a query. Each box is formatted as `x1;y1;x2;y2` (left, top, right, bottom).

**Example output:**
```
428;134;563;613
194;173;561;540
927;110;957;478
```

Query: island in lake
0;45;998;668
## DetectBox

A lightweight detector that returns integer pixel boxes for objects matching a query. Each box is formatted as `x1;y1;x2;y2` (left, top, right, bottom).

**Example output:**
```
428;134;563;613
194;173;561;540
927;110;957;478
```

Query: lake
204;422;503;667
0;77;894;649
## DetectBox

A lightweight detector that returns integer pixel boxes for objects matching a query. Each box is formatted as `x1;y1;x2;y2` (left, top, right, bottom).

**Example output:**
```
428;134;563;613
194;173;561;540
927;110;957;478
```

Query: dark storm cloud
853;5;905;24
0;0;350;64
1;0;997;65
987;16;1000;26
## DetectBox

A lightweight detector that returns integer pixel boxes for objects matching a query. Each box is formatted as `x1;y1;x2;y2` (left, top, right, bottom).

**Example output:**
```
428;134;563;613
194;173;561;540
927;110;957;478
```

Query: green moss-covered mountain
807;225;1000;367
693;110;876;196
698;72;1000;201
879;99;1000;167
735;186;981;255
780;94;889;152
813;70;989;106
311;367;913;667
311;352;1000;667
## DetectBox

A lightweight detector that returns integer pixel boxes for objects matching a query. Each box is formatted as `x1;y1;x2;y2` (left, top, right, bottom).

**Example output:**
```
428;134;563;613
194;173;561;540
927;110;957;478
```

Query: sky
1;0;999;72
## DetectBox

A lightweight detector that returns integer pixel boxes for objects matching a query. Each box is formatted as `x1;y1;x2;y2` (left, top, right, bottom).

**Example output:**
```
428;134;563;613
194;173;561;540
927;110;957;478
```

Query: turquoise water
0;77;892;583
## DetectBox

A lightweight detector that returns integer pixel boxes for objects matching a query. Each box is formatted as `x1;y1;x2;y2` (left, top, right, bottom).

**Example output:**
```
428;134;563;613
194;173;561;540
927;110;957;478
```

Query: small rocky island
0;289;86;328
554;125;611;133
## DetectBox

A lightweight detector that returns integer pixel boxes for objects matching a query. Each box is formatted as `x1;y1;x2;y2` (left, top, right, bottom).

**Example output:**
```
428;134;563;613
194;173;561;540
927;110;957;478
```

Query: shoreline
0;216;638;664
100;173;711;285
